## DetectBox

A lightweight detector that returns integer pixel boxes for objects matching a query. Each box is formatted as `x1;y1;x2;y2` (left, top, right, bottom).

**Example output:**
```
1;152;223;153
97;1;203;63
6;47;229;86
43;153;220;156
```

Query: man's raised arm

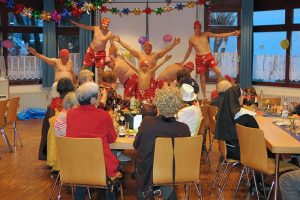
28;47;56;66
180;39;193;65
113;35;140;58
158;37;180;58
206;30;240;38
70;20;94;31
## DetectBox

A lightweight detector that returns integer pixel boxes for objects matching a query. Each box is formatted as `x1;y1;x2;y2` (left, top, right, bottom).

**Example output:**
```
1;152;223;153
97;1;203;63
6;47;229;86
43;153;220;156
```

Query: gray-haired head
153;85;182;117
75;82;99;105
78;69;94;85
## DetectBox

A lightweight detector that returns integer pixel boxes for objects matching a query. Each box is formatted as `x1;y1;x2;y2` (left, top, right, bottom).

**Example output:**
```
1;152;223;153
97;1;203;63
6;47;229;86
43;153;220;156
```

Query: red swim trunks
123;74;165;103
83;47;106;68
195;52;218;74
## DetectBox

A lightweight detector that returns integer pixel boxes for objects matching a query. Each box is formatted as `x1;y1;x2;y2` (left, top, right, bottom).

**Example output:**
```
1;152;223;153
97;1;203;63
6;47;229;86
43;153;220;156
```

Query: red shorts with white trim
195;52;218;74
83;47;106;68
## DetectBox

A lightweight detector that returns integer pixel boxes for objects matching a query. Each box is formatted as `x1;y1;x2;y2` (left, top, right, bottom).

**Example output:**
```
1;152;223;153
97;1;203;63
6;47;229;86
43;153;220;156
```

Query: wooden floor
0;119;282;200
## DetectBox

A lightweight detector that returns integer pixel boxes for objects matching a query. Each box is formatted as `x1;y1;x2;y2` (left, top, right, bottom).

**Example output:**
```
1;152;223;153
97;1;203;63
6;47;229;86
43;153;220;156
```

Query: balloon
2;40;13;48
138;36;147;45
280;39;289;49
163;34;173;43
124;51;131;59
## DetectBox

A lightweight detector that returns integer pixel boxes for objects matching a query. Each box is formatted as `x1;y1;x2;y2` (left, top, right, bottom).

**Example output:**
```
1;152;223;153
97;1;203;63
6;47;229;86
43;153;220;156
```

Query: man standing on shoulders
28;47;75;83
114;35;180;70
70;18;114;83
180;20;240;99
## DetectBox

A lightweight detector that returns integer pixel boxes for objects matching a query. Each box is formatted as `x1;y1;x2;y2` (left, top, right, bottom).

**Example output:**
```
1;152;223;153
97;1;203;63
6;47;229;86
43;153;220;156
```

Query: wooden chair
47;116;59;171
50;137;123;200
0;100;13;153
234;124;298;199
6;97;23;148
153;135;203;199
211;140;240;200
262;97;281;106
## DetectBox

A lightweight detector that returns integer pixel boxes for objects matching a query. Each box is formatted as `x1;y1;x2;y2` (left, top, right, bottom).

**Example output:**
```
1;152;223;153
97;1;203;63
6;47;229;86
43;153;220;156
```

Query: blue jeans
279;169;300;200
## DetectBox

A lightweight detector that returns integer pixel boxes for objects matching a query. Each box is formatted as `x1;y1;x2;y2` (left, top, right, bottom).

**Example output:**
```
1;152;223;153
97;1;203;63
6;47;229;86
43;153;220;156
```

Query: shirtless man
106;45;135;86
28;47;75;82
70;17;113;83
180;20;240;99
157;61;195;83
121;55;171;91
113;35;180;70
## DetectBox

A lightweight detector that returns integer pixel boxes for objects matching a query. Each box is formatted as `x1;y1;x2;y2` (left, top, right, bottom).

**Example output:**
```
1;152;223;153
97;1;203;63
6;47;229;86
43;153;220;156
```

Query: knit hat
194;21;201;28
183;62;194;71
59;49;70;57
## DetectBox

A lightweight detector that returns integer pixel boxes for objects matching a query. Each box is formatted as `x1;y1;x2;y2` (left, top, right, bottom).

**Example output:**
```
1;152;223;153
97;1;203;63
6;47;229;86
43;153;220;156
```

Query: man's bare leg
97;68;103;84
199;73;207;100
212;65;223;81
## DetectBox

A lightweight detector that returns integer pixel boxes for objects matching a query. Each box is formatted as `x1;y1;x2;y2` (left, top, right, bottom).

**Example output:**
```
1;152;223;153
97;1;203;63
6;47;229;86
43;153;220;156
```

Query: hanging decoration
280;39;289;49
163;34;173;43
138;36;147;45
0;0;217;22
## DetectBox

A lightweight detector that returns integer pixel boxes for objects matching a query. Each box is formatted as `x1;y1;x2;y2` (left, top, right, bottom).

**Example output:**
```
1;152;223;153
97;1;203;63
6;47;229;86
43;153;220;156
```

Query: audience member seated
38;78;74;161
134;85;191;199
279;169;300;200
215;85;257;160
77;69;94;85
243;87;258;106
210;79;232;108
53;92;78;137
66;82;119;199
177;84;202;136
99;70;122;111
176;67;199;94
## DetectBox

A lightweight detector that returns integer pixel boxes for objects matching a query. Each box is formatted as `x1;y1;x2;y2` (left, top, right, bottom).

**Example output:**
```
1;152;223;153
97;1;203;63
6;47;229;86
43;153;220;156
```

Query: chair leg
218;163;238;200
87;187;91;200
252;170;260;200
13;121;23;147
119;180;124;200
211;159;226;190
184;185;188;200
49;173;60;200
233;166;246;200
195;182;203;200
58;183;63;200
71;186;74;199
261;173;267;199
1;128;13;152
218;162;230;189
188;184;192;200
267;181;275;200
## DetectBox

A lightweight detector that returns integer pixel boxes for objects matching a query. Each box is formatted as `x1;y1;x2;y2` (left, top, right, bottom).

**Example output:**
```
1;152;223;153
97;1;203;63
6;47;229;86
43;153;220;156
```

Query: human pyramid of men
28;17;240;101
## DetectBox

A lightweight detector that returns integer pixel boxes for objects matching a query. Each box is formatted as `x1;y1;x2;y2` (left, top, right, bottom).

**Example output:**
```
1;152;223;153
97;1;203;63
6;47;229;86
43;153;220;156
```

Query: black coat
133;116;191;199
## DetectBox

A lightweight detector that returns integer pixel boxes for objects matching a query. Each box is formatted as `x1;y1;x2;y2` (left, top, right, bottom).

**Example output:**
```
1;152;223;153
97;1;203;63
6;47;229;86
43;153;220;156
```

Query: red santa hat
183;62;194;71
59;49;70;57
194;20;201;28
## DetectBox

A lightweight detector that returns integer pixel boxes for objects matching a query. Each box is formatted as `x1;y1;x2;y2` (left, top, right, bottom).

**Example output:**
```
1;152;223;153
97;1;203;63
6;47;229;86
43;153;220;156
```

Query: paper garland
0;0;216;23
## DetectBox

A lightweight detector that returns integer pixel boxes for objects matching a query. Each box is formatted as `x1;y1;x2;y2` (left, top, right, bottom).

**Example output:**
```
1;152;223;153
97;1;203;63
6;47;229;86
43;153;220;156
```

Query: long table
109;136;135;150
256;116;300;200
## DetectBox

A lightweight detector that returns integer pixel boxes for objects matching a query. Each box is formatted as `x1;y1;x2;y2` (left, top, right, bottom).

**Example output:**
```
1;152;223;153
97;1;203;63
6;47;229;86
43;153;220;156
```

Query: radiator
10;91;50;112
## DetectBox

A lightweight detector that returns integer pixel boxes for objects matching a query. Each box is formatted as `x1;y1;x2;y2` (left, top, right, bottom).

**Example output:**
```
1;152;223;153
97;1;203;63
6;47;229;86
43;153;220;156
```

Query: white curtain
253;55;286;82
290;56;300;82
7;54;80;80
210;52;239;77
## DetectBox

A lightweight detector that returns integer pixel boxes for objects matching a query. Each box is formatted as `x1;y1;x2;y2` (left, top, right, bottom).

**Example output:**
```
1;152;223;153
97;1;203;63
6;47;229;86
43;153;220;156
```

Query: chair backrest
218;140;227;160
174;135;203;183
208;106;218;134
262;97;281;106
56;137;107;186
153;135;203;184
236;124;268;172
199;105;209;135
153;138;173;184
0;100;8;126
6;97;20;124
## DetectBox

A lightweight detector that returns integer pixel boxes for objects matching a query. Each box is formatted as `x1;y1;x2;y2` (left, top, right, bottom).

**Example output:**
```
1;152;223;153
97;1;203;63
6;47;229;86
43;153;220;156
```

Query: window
253;10;285;26
290;31;300;84
0;1;43;84
206;11;240;81
253;1;300;87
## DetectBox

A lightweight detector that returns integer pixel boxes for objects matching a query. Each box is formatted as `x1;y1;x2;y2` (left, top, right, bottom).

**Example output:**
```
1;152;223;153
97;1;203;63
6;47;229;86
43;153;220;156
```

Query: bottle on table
118;115;126;137
281;96;289;118
259;90;264;110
